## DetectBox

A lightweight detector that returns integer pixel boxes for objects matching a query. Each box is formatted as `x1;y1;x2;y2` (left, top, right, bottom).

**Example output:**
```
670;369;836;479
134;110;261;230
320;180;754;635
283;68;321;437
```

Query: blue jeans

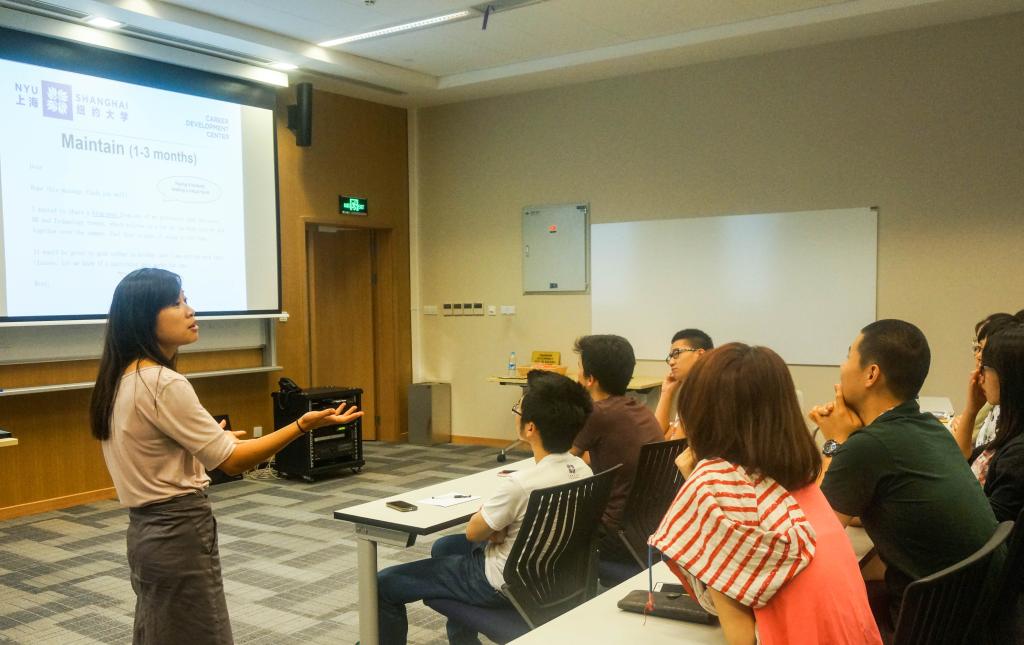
377;534;509;645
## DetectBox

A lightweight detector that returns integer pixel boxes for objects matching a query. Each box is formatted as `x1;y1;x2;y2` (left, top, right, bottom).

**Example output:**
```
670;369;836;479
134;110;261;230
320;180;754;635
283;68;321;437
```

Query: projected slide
0;58;258;317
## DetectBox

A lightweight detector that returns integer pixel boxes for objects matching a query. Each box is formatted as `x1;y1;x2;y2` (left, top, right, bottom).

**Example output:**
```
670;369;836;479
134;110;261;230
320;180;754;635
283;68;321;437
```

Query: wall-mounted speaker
287;82;313;147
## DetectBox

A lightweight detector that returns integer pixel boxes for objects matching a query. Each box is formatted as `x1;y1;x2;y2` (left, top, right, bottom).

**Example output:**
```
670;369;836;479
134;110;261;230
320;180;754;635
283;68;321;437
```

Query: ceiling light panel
340;2;618;77
318;9;475;47
85;16;123;29
157;0;475;45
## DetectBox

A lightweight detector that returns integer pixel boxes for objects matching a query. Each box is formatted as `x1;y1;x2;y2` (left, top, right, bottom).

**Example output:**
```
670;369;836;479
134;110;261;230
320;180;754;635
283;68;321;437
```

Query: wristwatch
822;439;841;457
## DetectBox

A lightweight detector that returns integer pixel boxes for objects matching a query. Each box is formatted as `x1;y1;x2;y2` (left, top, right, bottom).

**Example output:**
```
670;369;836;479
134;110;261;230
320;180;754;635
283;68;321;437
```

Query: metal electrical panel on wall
522;203;589;294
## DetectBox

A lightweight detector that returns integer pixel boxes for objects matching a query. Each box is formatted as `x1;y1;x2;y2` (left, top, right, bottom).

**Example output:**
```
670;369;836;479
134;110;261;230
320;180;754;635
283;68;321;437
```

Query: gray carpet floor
0;443;525;644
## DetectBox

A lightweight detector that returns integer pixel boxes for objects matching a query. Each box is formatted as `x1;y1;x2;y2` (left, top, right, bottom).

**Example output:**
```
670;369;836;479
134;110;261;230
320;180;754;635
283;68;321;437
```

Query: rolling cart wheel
497;452;507;463
302;475;314;483
351;467;362;474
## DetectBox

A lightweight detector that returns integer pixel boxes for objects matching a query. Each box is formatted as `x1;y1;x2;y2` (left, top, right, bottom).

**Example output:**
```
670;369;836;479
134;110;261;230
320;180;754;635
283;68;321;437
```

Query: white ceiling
3;0;1024;106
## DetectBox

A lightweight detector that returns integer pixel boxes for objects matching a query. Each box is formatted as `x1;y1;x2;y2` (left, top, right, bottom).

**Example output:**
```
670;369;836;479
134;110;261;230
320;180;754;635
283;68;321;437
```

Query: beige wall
414;13;1024;441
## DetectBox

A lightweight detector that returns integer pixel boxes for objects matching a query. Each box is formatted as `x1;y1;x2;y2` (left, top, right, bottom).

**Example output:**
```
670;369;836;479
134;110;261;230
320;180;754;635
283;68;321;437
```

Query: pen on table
433;494;471;499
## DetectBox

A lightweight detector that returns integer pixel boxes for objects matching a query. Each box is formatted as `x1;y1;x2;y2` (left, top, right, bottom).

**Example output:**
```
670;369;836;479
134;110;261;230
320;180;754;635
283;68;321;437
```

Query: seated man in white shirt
376;370;594;645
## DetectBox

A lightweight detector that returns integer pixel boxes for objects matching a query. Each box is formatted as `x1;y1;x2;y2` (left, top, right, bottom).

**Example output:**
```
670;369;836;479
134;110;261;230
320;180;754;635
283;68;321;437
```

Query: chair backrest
988;505;1024;641
617;439;686;566
1000;505;1024;598
501;465;619;629
893;520;1014;645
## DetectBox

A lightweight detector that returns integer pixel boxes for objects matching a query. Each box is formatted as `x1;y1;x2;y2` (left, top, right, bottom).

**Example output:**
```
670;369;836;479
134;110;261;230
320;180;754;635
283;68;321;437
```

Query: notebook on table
617;584;718;625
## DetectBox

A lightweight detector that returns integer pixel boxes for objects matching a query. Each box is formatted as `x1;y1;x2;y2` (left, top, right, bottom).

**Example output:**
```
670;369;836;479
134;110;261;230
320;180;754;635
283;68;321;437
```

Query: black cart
272;386;364;481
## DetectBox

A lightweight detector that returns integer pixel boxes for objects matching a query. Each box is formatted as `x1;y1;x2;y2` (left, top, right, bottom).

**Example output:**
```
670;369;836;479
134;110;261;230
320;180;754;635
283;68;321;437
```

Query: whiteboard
591;208;877;366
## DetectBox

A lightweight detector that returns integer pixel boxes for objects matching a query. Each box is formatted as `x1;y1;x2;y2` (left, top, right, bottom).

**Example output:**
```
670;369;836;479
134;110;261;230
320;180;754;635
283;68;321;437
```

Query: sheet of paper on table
417;493;481;508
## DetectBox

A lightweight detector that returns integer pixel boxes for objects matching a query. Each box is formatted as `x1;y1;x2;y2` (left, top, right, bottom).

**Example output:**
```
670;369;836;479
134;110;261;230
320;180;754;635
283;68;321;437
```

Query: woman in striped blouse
650;343;881;645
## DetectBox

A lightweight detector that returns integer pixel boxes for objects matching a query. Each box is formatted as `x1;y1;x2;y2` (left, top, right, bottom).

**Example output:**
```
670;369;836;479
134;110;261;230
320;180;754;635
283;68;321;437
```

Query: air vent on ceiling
120;25;276;66
0;0;88;20
303;69;407;96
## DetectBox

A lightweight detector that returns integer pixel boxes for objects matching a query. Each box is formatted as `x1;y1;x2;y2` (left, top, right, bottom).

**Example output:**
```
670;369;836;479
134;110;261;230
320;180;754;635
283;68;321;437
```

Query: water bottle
507;351;517;377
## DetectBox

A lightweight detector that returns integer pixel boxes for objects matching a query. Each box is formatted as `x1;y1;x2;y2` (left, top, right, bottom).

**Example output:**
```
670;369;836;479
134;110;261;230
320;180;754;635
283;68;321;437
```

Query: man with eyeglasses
376;371;592;645
654;328;714;439
570;334;664;564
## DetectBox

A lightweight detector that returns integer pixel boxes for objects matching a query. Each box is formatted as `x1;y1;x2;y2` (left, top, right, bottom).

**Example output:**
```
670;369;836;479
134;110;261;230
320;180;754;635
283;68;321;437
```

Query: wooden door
308;227;377;440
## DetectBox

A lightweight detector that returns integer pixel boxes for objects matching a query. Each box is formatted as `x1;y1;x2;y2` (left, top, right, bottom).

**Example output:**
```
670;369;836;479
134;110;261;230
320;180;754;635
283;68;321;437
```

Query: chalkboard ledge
0;365;283;397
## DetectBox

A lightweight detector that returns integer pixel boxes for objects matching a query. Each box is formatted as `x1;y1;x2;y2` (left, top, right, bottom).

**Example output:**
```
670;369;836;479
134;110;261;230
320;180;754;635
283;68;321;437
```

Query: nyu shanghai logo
41;80;73;120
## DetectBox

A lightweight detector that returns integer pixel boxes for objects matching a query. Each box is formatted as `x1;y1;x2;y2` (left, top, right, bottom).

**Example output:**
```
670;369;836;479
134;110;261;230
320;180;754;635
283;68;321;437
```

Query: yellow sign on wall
531;351;560;365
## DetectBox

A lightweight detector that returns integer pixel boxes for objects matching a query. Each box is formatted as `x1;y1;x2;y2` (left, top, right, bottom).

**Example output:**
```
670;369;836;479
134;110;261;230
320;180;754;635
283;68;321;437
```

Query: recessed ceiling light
318;10;474;47
270;62;299;71
85;16;123;29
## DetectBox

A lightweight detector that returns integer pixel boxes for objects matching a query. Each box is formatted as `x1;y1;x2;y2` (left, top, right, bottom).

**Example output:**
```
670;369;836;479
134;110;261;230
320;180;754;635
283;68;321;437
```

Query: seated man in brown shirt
570;334;665;562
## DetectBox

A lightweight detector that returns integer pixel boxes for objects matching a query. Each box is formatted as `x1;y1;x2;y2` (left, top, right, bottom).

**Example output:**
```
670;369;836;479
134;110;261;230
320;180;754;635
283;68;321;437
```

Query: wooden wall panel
1;85;410;518
275;89;410;442
308;229;378;439
0;388;113;517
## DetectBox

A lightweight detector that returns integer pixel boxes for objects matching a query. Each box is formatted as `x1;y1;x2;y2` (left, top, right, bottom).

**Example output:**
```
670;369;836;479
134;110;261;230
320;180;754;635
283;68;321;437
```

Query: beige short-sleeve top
101;366;236;508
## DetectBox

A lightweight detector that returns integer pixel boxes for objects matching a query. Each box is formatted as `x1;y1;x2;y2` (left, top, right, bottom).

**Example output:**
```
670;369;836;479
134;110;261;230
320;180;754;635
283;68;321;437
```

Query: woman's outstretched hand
299;403;364;432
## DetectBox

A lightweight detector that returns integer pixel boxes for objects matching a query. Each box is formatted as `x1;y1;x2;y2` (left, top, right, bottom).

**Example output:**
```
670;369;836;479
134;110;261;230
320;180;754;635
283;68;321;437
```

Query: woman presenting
89;268;362;644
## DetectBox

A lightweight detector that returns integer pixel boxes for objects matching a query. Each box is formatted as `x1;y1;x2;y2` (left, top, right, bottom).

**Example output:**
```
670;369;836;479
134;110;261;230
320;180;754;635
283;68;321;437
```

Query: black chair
987;506;1024;643
598;439;686;587
425;465;619;644
892;520;1014;645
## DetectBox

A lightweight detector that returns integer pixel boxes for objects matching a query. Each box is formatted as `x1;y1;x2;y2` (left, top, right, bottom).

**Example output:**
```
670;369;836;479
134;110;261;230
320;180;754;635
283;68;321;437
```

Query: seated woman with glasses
951;311;1022;451
964;322;1024;522
654;328;713;439
650;344;881;645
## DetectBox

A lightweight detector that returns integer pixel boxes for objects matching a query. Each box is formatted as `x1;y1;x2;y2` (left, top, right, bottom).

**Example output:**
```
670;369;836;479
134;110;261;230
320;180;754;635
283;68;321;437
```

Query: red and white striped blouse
649;457;816;610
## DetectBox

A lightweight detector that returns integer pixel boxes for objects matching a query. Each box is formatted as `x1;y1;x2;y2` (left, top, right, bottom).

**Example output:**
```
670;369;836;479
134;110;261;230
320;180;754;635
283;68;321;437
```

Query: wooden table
488;374;663;392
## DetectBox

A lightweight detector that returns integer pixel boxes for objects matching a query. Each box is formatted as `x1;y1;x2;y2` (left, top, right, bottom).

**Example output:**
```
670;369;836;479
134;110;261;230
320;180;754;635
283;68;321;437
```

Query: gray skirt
127;491;233;645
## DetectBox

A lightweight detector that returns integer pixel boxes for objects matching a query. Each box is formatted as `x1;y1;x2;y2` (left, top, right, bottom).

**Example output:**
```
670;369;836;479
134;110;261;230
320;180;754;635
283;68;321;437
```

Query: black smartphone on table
386;500;417;512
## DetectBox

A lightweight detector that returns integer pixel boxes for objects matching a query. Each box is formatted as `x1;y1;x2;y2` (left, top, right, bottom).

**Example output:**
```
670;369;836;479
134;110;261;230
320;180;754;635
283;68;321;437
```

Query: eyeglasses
512;398;523;416
972;341;982;354
665;348;700;363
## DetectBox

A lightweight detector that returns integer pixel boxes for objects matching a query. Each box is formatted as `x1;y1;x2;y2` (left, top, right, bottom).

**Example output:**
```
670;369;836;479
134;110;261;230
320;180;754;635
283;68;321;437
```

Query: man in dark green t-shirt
812;319;997;623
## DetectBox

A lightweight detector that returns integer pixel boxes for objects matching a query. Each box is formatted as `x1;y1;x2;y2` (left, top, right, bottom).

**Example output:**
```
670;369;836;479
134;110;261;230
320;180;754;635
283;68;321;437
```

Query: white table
510;525;875;644
333;458;534;645
511;561;725;644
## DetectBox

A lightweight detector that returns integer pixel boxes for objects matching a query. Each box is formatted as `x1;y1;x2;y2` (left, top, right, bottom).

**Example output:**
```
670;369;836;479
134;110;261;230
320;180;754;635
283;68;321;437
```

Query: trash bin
408;382;452;446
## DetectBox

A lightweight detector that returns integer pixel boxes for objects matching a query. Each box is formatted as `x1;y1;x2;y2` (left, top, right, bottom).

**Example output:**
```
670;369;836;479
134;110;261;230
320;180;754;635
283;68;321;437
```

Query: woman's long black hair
89;268;182;440
982;323;1024;453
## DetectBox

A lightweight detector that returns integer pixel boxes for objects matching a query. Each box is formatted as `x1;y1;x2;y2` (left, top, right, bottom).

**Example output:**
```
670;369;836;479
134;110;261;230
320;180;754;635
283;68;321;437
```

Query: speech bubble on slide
157;176;222;203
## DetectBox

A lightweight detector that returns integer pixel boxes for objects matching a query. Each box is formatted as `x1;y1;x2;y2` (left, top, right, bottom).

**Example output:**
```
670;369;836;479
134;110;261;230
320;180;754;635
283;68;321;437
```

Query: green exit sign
339;196;368;215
